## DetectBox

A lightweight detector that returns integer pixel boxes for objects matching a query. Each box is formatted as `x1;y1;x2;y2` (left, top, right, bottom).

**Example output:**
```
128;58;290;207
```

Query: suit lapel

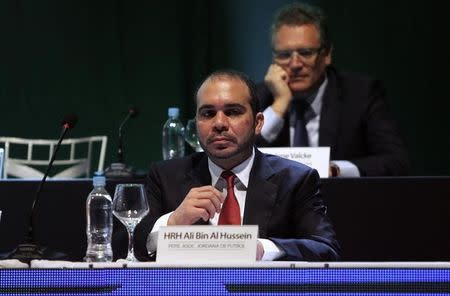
183;154;211;225
319;67;342;153
243;150;278;238
182;152;279;233
183;153;211;194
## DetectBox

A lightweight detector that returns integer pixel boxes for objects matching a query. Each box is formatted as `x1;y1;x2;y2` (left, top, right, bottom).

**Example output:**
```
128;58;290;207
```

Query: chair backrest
0;148;4;178
0;136;107;179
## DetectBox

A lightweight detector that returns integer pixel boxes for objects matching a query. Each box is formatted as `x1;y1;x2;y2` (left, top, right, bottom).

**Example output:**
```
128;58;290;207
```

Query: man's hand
256;240;265;261
264;64;293;117
168;186;224;225
328;163;341;177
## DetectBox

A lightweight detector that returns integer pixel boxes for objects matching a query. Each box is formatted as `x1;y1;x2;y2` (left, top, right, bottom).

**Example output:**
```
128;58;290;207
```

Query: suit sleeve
256;82;289;147
350;80;410;176
269;169;341;261
122;165;163;261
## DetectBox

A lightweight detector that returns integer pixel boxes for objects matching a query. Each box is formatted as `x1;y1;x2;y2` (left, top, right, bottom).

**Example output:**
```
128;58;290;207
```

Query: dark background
1;0;449;175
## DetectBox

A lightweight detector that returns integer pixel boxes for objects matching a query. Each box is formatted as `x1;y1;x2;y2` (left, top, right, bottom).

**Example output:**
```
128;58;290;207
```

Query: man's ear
324;45;333;66
254;112;264;135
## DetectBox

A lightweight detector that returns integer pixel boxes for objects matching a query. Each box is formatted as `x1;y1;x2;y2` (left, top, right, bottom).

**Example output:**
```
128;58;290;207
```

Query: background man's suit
256;66;409;176
138;149;340;261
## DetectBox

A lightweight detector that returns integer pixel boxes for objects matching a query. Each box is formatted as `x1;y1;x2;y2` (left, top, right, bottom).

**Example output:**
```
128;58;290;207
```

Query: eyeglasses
273;47;322;64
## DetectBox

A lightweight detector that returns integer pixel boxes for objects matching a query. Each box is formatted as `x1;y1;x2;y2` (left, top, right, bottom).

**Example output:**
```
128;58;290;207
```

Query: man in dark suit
257;2;409;177
142;70;340;261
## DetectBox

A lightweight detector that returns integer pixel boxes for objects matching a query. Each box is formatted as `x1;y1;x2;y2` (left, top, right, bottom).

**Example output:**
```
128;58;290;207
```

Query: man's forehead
201;75;247;90
273;24;321;45
197;76;251;101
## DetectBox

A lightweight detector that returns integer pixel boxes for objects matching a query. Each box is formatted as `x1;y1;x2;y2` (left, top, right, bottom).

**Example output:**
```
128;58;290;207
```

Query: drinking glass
112;184;149;261
185;118;203;152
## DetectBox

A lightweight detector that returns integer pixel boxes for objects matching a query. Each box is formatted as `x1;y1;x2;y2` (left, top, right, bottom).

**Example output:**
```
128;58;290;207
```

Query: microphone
62;112;78;130
9;113;78;263
117;107;138;163
105;107;138;178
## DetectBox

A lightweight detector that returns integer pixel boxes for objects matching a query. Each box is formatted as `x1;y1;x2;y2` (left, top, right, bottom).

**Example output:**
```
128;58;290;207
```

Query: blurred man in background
257;2;409;177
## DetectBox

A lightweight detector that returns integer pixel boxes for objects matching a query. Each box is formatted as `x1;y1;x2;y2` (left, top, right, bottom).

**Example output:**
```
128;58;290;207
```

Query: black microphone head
128;106;139;118
61;113;78;129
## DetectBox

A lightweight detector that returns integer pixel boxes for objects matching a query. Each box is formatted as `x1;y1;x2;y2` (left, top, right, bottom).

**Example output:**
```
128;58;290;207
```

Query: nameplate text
156;225;258;264
259;147;330;178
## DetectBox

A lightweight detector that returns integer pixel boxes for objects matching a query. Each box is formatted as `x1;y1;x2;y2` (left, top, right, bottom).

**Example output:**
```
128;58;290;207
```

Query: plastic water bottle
85;176;113;262
162;107;185;160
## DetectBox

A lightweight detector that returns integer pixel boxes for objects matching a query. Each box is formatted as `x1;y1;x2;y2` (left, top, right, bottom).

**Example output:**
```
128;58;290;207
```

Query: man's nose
289;52;304;68
213;112;229;131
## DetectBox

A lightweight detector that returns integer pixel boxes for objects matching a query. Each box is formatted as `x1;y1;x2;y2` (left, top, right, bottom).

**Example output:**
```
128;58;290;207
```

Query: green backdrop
1;0;448;175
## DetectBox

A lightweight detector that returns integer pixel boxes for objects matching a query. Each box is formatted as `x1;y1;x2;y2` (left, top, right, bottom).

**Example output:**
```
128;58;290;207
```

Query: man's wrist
272;97;292;117
167;213;177;225
329;163;341;177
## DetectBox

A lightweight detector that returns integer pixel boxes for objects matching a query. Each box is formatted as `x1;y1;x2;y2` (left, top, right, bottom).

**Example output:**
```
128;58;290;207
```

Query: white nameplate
156;225;258;264
259;147;330;178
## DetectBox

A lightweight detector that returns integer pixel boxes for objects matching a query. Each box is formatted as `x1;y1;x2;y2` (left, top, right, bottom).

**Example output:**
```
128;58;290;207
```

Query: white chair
0;136;107;179
0;148;4;178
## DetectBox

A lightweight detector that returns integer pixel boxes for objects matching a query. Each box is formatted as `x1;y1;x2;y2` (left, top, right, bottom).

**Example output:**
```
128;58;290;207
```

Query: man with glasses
257;2;409;177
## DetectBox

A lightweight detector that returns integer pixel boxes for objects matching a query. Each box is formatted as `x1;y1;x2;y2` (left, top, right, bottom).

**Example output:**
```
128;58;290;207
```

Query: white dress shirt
149;148;284;261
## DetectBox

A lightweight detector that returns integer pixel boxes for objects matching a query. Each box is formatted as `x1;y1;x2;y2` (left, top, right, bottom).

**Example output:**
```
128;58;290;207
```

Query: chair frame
0;148;4;178
0;136;107;179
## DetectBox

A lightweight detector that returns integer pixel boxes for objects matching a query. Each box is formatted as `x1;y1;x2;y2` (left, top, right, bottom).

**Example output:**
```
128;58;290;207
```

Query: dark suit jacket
256;66;409;176
137;149;340;261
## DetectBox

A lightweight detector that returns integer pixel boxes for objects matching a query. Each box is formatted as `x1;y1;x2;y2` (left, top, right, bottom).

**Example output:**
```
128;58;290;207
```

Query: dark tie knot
221;171;236;184
293;100;315;123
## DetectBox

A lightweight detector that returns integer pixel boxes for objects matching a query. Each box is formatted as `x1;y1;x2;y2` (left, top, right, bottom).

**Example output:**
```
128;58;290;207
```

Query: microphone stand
117;111;130;164
9;124;72;264
105;110;135;178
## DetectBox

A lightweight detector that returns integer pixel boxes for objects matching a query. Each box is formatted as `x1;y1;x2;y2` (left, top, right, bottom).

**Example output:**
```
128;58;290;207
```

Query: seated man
257;2;409;177
144;69;340;261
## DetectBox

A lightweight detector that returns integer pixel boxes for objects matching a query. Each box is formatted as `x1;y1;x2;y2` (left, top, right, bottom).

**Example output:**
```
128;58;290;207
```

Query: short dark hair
271;2;332;52
196;69;260;119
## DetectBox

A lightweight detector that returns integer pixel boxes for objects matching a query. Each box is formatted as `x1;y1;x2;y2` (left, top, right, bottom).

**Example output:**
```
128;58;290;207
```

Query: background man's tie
293;100;315;146
218;171;241;225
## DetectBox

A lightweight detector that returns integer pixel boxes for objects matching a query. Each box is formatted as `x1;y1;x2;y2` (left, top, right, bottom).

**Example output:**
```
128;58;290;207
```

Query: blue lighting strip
0;268;449;295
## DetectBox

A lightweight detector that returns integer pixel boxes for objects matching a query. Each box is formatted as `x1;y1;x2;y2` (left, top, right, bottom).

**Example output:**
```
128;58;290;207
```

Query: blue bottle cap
93;176;106;187
168;107;179;118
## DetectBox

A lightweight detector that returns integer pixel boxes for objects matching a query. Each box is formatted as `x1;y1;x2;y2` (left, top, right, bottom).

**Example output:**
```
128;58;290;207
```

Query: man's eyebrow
223;103;246;109
198;103;246;111
198;105;214;111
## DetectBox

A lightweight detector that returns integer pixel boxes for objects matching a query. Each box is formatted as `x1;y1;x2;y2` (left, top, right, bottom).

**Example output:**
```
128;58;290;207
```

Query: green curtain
1;0;450;175
0;0;216;172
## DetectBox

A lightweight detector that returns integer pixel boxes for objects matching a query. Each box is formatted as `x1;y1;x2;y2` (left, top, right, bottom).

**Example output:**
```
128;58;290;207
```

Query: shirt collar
208;147;255;189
